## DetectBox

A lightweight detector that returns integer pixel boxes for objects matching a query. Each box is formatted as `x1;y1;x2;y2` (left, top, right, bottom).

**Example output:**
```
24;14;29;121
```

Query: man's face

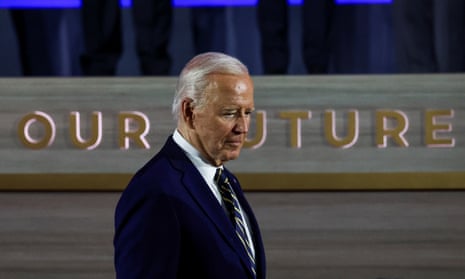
190;73;254;166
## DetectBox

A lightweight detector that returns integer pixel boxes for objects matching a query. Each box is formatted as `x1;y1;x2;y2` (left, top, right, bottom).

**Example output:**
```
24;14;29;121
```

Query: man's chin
222;151;241;162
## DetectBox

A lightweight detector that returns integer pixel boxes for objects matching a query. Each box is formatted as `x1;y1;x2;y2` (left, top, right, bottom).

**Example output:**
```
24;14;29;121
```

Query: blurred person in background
80;0;172;75
392;0;465;73
257;0;335;74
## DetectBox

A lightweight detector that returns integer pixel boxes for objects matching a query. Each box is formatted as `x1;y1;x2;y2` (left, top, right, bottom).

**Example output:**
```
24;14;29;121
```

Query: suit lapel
161;137;255;277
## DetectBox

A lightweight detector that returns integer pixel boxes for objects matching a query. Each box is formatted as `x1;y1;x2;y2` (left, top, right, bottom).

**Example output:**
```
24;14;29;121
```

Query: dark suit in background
392;0;465;73
7;8;81;76
191;7;227;54
80;1;227;76
80;0;172;75
257;0;335;74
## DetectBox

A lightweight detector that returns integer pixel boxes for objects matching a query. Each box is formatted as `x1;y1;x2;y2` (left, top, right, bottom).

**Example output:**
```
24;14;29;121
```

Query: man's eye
223;112;236;118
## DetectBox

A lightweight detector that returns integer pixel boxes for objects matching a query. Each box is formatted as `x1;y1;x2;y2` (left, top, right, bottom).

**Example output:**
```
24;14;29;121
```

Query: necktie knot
214;168;226;186
215;168;232;190
215;168;235;222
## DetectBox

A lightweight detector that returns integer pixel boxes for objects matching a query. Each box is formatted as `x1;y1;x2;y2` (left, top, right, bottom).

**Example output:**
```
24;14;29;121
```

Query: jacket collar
161;136;257;278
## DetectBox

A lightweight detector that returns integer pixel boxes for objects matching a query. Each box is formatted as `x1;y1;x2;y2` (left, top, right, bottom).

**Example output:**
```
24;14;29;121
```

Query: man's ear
181;98;195;129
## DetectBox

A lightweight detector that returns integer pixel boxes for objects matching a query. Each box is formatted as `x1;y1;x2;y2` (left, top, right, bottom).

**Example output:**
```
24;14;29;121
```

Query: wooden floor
1;191;464;279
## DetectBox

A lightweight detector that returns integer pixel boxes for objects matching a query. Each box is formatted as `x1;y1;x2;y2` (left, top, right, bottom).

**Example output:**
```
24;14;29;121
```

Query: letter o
18;111;56;149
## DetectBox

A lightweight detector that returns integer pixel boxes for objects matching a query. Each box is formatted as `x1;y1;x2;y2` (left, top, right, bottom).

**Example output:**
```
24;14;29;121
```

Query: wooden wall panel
1;191;464;279
1;75;464;190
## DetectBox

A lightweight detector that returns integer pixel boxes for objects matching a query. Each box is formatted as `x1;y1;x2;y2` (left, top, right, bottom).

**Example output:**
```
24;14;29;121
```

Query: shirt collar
172;129;222;183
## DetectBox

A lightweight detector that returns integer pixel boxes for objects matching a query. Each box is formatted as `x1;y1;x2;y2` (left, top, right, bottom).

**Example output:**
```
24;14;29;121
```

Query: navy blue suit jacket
114;136;266;278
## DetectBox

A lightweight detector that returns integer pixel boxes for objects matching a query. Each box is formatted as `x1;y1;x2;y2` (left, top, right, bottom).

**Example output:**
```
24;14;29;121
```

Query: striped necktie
215;168;256;278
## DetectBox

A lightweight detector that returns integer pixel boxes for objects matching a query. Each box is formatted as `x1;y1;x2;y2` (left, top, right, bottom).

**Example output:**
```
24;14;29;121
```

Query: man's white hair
172;52;249;120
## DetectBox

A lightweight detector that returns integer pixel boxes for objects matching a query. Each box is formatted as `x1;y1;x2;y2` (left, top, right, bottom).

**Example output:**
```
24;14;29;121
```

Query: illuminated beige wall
1;75;464;190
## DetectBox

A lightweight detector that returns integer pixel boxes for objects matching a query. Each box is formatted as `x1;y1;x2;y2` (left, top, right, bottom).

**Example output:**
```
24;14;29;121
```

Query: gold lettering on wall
118;111;150;150
279;111;312;148
18;111;56;149
15;108;457;150
425;109;455;147
324;109;359;148
376;110;409;148
69;111;102;150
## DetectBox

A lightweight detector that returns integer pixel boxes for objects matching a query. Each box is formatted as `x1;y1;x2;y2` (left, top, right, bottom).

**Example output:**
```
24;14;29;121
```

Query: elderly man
114;52;266;279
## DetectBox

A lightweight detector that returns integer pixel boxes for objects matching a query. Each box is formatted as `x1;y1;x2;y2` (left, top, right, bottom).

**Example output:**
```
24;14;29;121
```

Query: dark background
0;2;463;76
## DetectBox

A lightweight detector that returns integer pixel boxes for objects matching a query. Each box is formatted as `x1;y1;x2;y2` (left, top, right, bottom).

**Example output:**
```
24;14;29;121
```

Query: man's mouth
225;139;242;147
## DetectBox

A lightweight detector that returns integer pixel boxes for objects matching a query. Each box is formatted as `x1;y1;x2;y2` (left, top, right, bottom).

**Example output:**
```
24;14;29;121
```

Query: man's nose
235;115;249;133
